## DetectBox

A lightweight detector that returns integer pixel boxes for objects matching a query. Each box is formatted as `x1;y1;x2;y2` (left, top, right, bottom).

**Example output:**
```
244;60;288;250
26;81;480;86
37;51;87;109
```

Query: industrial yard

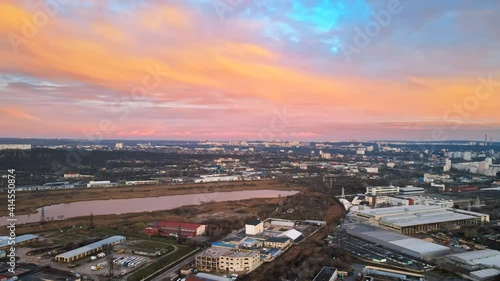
8;227;194;281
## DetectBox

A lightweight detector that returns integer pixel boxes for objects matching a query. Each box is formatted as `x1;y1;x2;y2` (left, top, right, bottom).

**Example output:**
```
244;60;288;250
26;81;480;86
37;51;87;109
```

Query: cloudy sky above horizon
1;0;499;141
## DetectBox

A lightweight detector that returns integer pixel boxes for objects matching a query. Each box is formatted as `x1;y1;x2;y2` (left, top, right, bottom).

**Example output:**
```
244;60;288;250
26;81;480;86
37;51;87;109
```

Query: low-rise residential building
424;173;451;183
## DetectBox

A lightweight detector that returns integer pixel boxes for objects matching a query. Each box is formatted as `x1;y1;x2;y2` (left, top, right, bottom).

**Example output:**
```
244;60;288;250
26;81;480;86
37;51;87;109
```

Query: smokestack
485;134;488;146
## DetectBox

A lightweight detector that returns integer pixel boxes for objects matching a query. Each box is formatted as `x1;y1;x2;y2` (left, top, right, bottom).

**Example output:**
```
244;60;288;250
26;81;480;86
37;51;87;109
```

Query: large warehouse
353;205;485;235
0;234;39;250
345;223;450;259
445;250;500;281
55;236;126;263
144;221;207;238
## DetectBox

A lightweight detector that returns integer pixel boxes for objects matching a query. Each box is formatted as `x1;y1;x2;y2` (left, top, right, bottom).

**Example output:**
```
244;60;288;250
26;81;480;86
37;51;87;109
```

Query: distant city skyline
1;1;499;141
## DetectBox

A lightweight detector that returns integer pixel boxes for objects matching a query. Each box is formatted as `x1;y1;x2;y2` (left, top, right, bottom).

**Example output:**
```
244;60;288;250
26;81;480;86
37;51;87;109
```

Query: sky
0;0;499;141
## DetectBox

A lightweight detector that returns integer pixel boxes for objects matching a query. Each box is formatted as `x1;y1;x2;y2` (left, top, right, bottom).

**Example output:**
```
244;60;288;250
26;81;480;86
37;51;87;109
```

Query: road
150;255;197;281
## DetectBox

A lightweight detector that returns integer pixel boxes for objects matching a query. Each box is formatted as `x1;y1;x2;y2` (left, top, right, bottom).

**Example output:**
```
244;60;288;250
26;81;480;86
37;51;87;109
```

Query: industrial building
0;234;39;250
193;175;241;183
263;237;291;249
345;223;450;259
195;247;261;273
312;266;338;281
55;236;125;263
86;180;117;188
377;195;455;208
361;266;425;281
144;221;207;238
366;186;400;196
124;180;159;185
245;220;264;235
0;144;31;150
445;250;500;281
399;186;425;195
186;273;232;281
452;209;490;224
353;205;486;235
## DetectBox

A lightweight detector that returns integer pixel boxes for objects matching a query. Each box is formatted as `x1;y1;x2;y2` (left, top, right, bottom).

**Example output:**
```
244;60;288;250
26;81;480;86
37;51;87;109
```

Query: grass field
0;180;300;216
126;247;199;281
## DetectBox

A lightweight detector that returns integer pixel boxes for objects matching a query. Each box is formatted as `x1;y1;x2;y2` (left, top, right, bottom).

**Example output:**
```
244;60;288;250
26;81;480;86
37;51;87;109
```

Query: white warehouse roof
382;212;475;227
0;234;38;248
447;249;500;269
470;268;500;280
56;236;125;259
344;223;449;259
279;229;303;241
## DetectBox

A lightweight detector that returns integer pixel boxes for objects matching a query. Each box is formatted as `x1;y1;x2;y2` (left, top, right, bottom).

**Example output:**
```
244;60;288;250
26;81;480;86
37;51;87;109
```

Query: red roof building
144;221;206;238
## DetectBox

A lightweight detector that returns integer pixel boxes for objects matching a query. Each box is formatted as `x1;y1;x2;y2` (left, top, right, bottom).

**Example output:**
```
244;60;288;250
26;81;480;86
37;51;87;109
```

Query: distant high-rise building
0;144;31;150
444;158;452;172
115;142;124;149
463;151;472;161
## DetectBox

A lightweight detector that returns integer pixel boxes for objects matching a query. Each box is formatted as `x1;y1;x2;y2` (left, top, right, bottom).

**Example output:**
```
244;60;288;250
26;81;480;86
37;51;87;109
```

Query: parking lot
15;229;175;280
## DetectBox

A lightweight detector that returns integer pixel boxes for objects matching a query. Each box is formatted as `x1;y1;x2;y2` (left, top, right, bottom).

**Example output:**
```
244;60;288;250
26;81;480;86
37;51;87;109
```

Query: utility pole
40;206;47;225
107;245;114;281
177;225;181;244
89;213;95;230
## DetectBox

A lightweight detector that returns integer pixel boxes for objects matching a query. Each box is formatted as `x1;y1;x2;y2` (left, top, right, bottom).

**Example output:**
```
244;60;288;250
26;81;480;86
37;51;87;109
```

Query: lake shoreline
0;189;299;226
0;180;302;216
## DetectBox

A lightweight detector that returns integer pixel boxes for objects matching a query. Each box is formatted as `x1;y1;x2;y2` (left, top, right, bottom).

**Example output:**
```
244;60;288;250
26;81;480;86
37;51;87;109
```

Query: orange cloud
0;1;499;140
1;107;39;121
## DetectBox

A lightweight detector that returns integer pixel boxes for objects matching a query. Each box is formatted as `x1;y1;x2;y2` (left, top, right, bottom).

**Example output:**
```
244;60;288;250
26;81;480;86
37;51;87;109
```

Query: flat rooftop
0;234;38;248
358;205;443;216
198;247;258;258
313;266;337;281
55;236;125;259
447;249;500;268
356;205;480;227
381;211;476;227
345;223;449;256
